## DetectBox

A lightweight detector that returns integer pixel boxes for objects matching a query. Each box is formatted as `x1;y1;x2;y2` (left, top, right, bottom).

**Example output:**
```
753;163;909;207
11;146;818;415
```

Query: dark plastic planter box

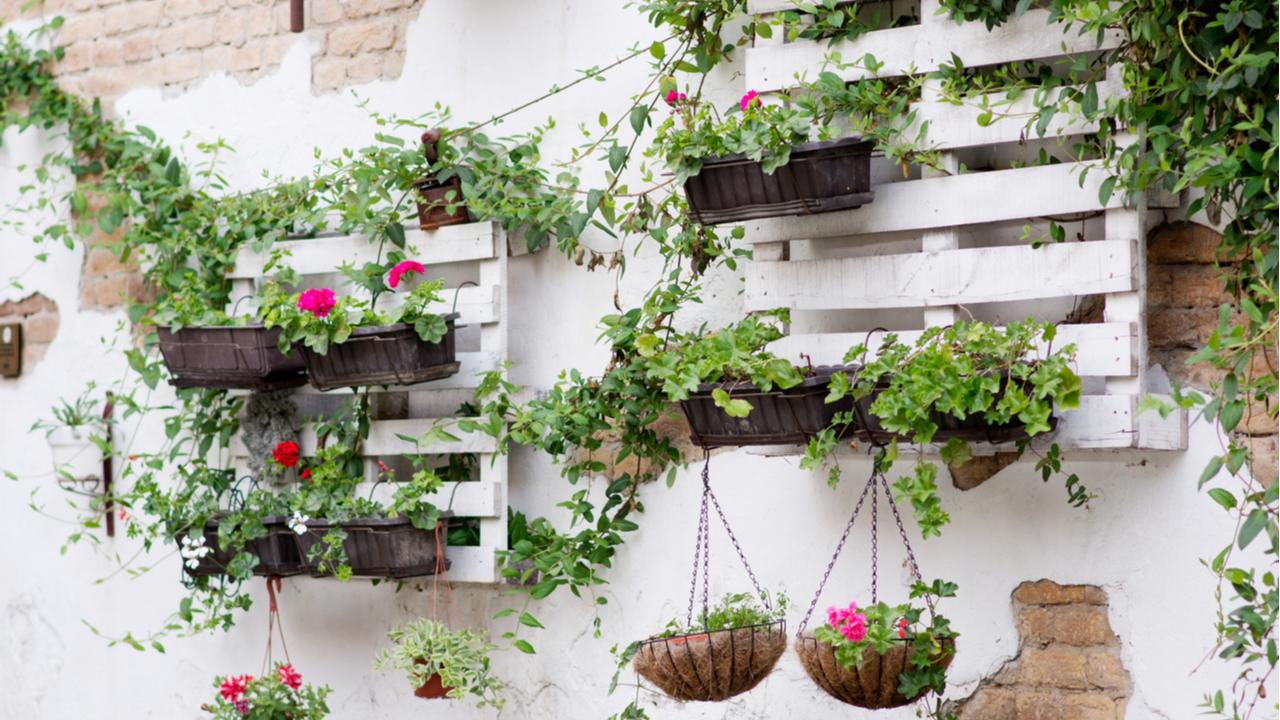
412;175;470;230
679;365;862;448
177;520;236;577
851;379;1056;445
249;516;306;577
683;137;874;225
157;326;307;390
293;516;450;579
297;313;461;391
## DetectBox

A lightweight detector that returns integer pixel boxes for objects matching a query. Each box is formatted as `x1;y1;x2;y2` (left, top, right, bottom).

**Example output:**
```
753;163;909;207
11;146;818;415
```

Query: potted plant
639;312;862;446
35;387;107;485
412;129;470;230
260;261;460;390
632;591;788;702
203;663;331;719
150;292;307;391
795;580;958;709
651;87;874;225
373;619;506;708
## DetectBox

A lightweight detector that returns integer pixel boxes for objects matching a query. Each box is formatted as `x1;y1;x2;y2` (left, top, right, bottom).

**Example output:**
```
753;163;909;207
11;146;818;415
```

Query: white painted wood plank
229;221;499;279
372;284;499;325
745;162;1121;243
230;417;494;457
1137;395;1187;450
746;11;1123;91
443;545;499;584
358;479;502;518
746;239;1137;311
766;322;1136;377
910;80;1119;149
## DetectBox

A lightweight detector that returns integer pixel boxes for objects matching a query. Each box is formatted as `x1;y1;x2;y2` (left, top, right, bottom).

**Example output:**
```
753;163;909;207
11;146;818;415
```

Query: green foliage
205;663;331;720
649;93;814;184
651;590;788;638
641;311;803;402
373;619;506;710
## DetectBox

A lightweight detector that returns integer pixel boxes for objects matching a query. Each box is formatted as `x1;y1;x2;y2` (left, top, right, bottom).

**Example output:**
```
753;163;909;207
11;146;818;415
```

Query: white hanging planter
47;426;104;483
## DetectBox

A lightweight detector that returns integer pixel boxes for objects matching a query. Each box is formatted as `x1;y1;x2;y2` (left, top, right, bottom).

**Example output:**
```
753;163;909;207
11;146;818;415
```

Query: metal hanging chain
705;476;768;612
798;470;877;633
878;471;936;616
686;453;713;628
870;468;879;606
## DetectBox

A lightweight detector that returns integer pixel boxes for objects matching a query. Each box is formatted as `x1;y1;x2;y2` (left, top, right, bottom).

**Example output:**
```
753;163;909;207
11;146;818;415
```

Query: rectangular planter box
683;136;874;225
413;175;470;230
679;365;862;448
293;516;450;579
177;519;236;578
157;325;307;391
297;313;461;391
249;516;306;577
851;380;1053;445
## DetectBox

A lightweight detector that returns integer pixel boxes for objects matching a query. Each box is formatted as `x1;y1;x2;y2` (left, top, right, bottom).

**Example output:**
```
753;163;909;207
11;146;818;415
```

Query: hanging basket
633;621;787;702
684;137;875;225
296;314;461;391
680;365;861;447
794;635;955;709
156;326;307;391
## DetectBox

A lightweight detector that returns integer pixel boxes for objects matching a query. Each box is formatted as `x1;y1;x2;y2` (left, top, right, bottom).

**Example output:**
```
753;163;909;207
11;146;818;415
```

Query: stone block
312;57;346;91
345;53;381;80
42;297;59;313
1016;606;1113;647
1247;435;1277;488
328;19;393;55
86;246;138;274
263;34;297;66
1066;694;1118;720
58;42;92;72
1017;692;1117;720
83;64;144;95
70;0;96;11
166;0;223;18
184;17;216;49
91;40;124;67
1148;308;1215;349
958;688;1016;720
311;0;344;23
215;11;247;46
998;649;1087;689
95;275;129;306
203;40;262;72
122;35;152;62
381;49;404;78
1146;265;1173;308
344;0;381;18
155;26;185;54
104;1;164;35
2;294;44;317
1148;222;1227;264
58;13;103;44
950;452;1018;491
1014;580;1095;606
247;5;275;36
1084;651;1128;690
1242;397;1277;436
154;53;203;84
126;276;155;304
25;314;60;344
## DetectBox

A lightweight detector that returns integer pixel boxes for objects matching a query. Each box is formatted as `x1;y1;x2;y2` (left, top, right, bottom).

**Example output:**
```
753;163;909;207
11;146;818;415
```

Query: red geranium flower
219;675;253;701
388;260;426;289
277;664;303;690
301;468;312;481
272;442;299;468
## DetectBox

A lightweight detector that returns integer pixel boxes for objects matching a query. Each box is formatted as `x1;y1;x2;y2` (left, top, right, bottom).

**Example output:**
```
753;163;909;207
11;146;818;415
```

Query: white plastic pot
47;426;104;483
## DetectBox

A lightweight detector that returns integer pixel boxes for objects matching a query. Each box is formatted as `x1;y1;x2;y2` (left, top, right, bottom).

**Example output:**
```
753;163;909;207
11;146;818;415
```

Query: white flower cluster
180;534;212;570
288;511;311;535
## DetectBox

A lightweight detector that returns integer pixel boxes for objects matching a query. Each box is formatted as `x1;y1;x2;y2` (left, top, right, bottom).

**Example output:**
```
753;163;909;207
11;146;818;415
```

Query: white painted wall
0;3;1267;719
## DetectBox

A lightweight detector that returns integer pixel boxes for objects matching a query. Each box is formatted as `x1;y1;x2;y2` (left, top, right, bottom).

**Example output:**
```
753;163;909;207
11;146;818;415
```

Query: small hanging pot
794;635;955;708
633;621;787;702
411;661;454;699
413;130;470;231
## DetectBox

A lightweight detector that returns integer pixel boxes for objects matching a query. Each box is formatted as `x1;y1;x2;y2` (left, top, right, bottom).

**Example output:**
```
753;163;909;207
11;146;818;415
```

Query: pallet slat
229;221;500;278
744;161;1121;244
766;322;1136;377
745;10;1123;90
230;417;495;457
746;238;1137;311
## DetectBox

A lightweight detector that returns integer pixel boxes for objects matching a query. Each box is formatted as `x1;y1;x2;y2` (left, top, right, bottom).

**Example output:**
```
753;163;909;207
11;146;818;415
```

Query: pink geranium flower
839;612;868;642
219;675;253;701
664;90;688;106
740;90;761;111
388;260;426;289
297;288;336;318
277;664;302;691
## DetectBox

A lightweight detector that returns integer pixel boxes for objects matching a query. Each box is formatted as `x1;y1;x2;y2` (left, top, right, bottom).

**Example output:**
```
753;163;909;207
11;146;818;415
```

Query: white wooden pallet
741;0;1186;454
224;220;512;583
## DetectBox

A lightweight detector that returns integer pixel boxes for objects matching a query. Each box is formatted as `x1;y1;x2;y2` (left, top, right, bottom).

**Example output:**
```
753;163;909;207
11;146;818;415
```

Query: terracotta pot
412;661;454;699
412;175;470;231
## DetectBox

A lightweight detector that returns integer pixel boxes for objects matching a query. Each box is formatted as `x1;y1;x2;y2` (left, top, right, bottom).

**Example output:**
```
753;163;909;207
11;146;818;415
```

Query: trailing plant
651;590;788;638
373;619;506;709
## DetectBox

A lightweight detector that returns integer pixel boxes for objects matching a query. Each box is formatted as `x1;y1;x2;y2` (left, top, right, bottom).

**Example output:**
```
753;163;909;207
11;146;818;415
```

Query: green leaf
514;639;536;654
629;106;649;136
711;388;753;418
608;145;627;173
1198;456;1223;489
1098;176;1117;205
649;41;665;60
386;221;406;249
1081;81;1098;118
1207;488;1236;511
1238;509;1267;549
518;612;545;629
493;608;517;619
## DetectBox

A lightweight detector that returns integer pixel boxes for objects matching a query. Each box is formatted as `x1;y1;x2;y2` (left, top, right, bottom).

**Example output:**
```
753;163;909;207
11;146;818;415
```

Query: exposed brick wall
0;292;60;370
77;193;151;310
1;0;422;106
950;580;1131;720
1147;221;1277;486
